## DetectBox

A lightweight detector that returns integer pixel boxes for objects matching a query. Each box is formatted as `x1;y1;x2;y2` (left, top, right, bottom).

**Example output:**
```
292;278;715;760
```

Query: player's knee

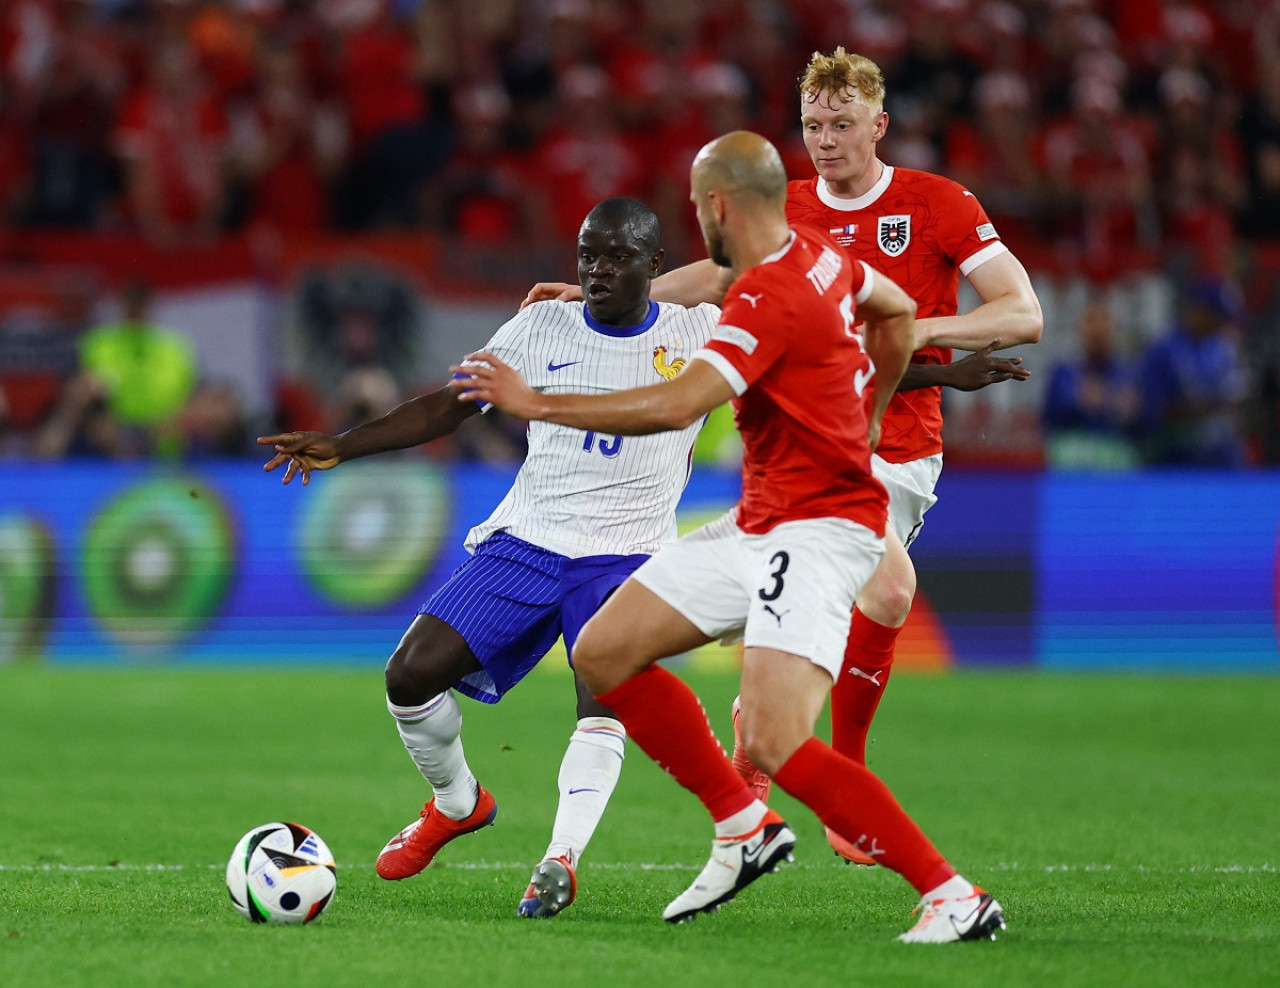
384;647;426;706
384;638;451;706
859;574;916;627
570;632;608;693
740;720;806;778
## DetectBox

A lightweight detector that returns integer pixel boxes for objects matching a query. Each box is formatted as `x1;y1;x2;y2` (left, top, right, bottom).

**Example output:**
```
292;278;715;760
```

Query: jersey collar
761;230;798;265
583;300;659;337
816;165;894;212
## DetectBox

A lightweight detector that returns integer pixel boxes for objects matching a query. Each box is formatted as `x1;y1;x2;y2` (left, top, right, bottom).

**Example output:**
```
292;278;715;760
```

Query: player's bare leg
577;582;796;923
741;649;1001;943
728;529;915;862
378;616;497;880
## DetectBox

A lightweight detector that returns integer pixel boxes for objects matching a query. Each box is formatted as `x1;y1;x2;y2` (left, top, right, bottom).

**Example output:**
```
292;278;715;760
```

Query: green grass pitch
1;663;1277;987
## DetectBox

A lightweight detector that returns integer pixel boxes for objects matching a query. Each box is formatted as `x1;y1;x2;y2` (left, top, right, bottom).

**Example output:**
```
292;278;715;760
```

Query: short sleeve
934;181;1009;276
695;276;789;391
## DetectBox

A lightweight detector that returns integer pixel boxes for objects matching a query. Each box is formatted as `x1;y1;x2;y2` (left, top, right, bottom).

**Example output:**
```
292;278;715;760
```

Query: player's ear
873;110;889;143
649;249;665;278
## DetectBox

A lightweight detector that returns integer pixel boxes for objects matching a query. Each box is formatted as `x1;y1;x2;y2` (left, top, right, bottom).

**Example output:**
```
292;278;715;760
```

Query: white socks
714;800;768;840
924;874;976;901
387;698;626;857
386;690;478;820
542;717;626;866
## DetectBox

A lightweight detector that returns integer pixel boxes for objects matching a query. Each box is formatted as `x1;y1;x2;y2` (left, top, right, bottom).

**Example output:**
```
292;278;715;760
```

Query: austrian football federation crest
877;215;910;256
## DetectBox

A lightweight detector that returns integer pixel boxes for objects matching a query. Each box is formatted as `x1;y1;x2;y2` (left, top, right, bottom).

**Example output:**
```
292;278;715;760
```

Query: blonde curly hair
799;47;885;112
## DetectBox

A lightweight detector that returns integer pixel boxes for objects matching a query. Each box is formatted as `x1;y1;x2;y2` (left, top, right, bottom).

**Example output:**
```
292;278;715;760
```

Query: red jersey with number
786;168;1009;463
692;229;888;537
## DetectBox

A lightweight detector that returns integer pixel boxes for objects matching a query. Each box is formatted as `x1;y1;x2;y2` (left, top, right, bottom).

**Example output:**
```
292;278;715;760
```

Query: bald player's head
689;131;788;268
690;131;788;207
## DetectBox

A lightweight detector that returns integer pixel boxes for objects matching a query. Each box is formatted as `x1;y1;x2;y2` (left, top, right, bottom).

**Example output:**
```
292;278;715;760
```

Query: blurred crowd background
1;0;1278;469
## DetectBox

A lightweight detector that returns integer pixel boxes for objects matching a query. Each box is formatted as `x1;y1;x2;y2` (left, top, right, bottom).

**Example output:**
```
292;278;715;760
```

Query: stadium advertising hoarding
0;462;1275;669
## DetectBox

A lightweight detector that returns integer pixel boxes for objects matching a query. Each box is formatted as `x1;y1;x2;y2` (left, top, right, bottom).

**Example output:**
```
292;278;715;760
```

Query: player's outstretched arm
913;251;1043;351
650;259;734;306
258;386;479;485
453;352;733;435
897;340;1030;393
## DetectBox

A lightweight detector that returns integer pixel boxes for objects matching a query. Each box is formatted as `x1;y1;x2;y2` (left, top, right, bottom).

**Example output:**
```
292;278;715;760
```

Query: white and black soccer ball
225;822;336;924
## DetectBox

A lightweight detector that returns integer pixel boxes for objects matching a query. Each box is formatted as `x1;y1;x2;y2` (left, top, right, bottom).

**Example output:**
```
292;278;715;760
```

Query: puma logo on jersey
738;291;764;308
762;604;790;626
653;346;686;380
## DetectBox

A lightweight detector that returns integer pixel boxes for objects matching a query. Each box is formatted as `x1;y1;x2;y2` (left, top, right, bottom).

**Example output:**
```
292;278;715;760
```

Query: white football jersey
466;299;721;558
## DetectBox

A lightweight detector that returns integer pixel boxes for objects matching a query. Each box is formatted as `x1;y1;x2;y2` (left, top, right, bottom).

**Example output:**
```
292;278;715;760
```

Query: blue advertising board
1;461;1275;669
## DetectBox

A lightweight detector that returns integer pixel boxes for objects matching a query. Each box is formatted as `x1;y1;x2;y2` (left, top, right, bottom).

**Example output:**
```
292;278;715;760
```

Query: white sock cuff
387;691;452;723
572;717;626;758
575;716;625;737
924;874;976;901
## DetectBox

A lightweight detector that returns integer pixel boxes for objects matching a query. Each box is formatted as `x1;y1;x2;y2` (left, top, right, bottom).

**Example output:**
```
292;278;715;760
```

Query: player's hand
257;431;341;486
520;282;582;309
450;352;543;419
946;340;1030;392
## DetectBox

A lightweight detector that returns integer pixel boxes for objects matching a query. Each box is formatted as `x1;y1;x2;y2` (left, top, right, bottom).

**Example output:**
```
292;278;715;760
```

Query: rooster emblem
653;346;686;380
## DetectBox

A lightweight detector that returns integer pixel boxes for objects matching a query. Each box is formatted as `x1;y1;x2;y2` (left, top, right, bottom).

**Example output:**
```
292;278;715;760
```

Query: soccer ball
225;822;336;924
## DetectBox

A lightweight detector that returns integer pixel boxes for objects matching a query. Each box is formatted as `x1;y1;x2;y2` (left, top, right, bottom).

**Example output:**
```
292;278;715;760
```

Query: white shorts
872;453;942;549
631;510;885;680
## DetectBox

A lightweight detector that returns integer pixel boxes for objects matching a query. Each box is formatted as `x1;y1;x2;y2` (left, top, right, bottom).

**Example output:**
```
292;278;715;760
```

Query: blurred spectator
31;370;129;459
1153;68;1244;278
292;262;421;395
21;0;124;228
228;34;347;233
177;380;251;458
329;3;453;230
1138;279;1249;466
1042;298;1141;470
0;77;33;224
525;65;645;249
419;83;531;244
1041;74;1158;278
945;70;1044;245
1238;61;1280;238
331;364;400;434
888;1;980;148
112;40;230;247
51;278;198;458
646;61;754;265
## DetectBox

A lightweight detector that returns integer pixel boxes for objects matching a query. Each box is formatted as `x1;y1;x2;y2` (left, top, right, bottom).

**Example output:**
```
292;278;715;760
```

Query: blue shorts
420;532;647;704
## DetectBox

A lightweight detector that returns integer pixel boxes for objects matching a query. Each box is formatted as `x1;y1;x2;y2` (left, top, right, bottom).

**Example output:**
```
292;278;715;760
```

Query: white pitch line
0;862;1274;874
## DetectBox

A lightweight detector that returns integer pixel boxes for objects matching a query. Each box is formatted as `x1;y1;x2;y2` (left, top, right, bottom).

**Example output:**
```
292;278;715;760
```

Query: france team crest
877;215;910;256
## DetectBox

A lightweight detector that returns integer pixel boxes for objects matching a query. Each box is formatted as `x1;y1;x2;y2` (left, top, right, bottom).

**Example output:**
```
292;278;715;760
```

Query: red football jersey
786;168;1009;462
694;229;888;537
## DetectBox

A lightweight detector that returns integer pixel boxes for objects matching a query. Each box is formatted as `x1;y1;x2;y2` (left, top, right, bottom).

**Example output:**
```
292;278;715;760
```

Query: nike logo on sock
567;787;598;795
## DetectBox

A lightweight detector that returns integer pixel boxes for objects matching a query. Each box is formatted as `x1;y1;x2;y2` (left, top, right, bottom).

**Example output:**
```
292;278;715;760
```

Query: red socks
773;737;954;895
830;608;900;765
597;666;755;823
